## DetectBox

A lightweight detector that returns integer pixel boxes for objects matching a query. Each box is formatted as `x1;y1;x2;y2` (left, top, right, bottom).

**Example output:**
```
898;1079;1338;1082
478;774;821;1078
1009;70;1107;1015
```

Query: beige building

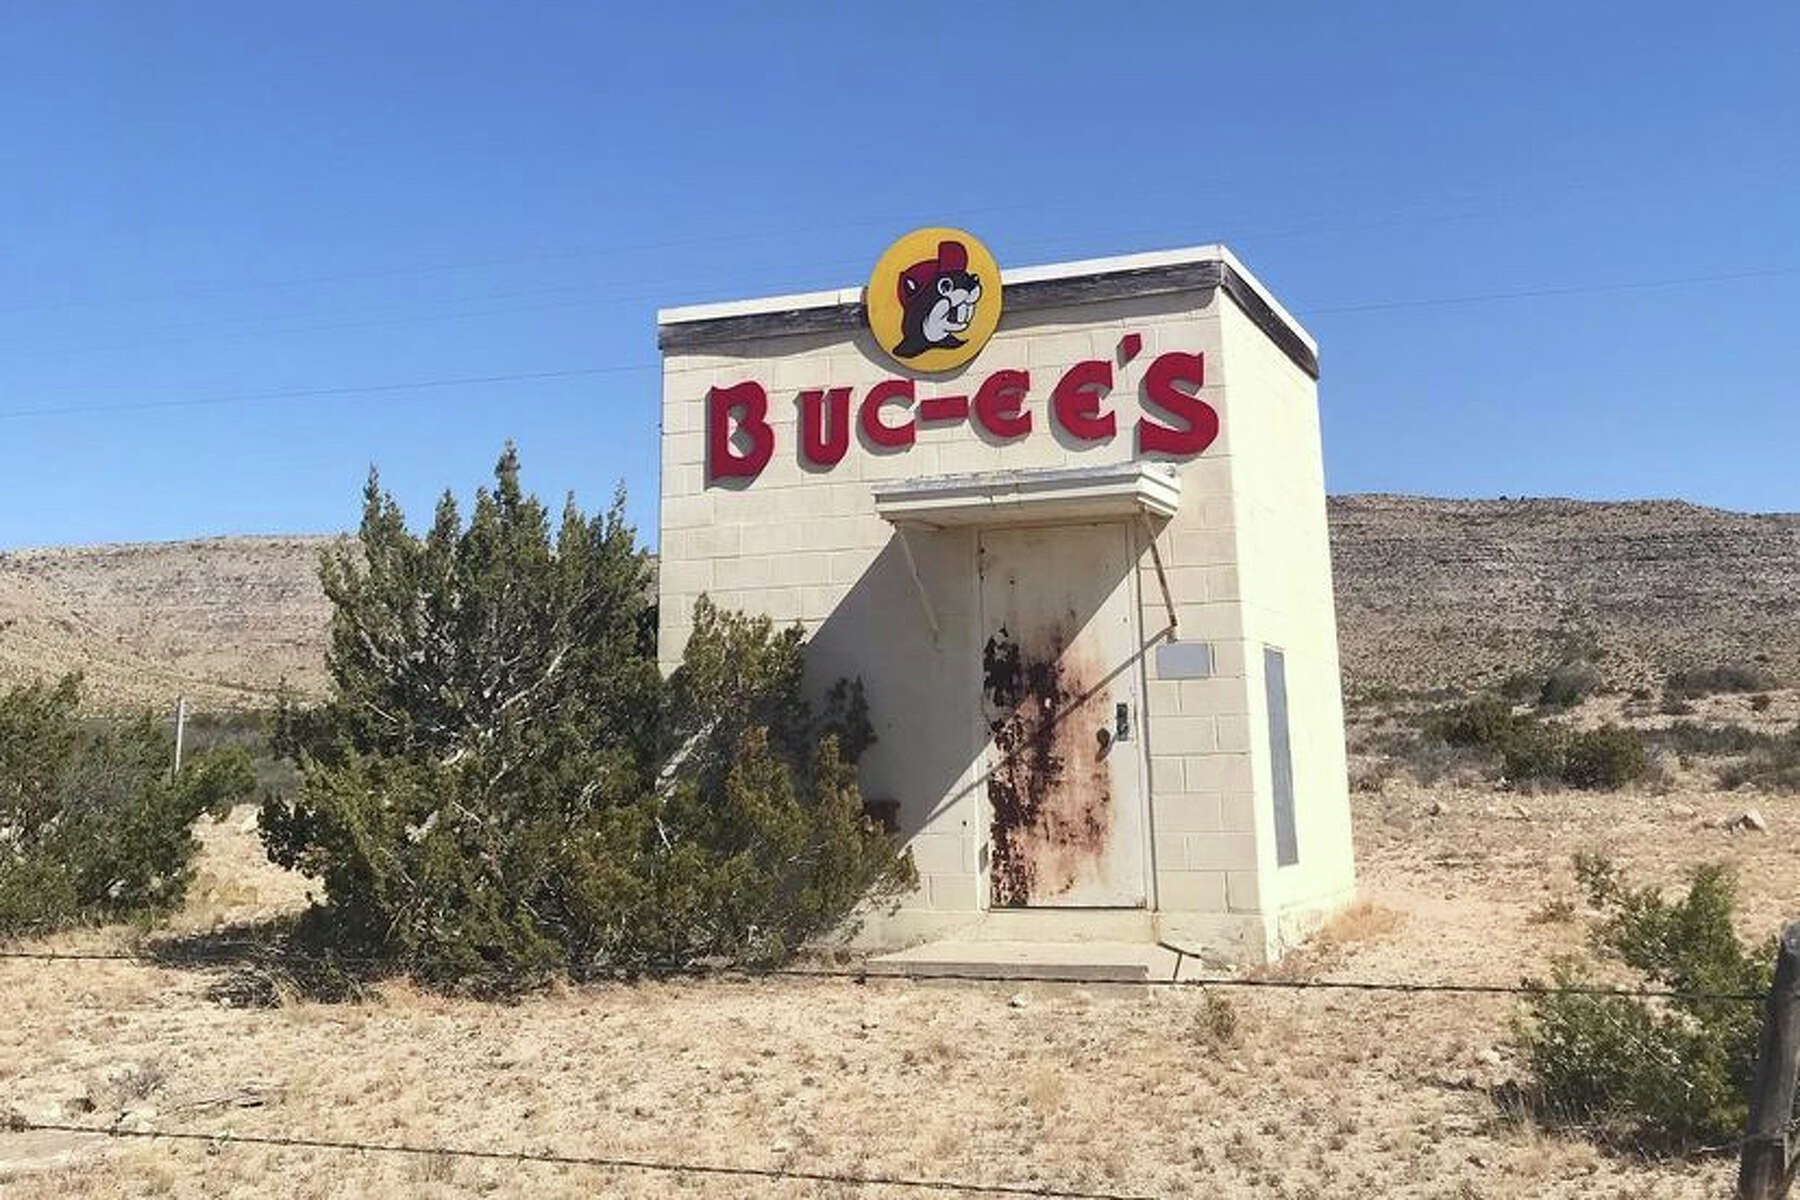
656;241;1353;967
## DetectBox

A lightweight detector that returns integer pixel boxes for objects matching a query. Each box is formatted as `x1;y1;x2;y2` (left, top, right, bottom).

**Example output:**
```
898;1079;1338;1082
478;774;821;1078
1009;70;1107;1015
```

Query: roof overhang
873;462;1181;530
656;244;1318;380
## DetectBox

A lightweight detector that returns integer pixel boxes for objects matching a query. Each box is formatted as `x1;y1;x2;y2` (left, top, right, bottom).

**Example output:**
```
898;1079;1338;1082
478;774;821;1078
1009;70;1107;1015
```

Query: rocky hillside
3;496;1797;710
1329;495;1800;694
0;536;335;709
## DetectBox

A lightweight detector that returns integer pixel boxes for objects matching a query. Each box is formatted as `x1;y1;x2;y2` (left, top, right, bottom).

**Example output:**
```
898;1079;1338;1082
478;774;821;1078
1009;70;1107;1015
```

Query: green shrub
1666;665;1779;699
1717;727;1800;792
181;708;296;796
1561;725;1649;790
1435;696;1518;751
1427;699;1647;790
260;448;913;992
1500;673;1542;705
1646;721;1777;759
1517;856;1772;1153
1501;720;1569;784
1538;662;1600;711
0;675;255;936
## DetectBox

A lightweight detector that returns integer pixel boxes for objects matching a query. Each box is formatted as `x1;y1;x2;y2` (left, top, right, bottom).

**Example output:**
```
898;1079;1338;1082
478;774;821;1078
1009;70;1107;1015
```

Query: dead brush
409;1149;456;1183
116;1060;168;1102
1314;901;1402;951
1527;896;1577;925
1192;991;1239;1049
1023;1066;1066;1118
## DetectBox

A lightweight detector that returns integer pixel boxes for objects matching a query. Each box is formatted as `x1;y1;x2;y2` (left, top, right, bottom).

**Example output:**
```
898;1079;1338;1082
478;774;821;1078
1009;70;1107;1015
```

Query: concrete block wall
1215;300;1356;948
658;250;1351;958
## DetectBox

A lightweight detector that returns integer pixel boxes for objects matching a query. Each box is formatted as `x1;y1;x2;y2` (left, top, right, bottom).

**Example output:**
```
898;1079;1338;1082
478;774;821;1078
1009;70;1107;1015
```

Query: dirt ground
3;774;1796;1197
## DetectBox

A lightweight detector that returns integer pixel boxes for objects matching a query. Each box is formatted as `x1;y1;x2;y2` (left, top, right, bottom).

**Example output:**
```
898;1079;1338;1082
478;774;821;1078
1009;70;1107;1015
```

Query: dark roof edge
658;259;1318;379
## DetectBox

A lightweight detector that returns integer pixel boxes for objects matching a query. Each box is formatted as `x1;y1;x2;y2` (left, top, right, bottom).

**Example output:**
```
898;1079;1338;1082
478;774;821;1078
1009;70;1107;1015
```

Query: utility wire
2;1119;1160;1199
0;947;1766;1003
1304;265;1800;315
2;260;1794;425
12;151;1795;318
0;364;655;422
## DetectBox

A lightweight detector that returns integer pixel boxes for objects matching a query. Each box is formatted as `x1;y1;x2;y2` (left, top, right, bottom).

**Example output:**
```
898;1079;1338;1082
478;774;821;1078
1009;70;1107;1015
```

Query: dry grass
1314;900;1403;950
5;775;1794;1197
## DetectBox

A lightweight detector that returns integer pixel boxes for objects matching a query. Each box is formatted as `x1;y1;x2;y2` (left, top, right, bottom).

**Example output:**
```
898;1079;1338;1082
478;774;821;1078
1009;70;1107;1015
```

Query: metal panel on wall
1265;646;1299;867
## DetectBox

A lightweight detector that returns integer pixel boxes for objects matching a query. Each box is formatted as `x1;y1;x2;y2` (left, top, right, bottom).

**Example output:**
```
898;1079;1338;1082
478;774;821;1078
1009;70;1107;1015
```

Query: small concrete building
656;236;1353;968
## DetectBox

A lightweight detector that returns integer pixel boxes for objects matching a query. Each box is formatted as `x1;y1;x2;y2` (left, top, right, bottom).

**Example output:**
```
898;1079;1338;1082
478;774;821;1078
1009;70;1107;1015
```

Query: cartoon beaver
891;239;983;359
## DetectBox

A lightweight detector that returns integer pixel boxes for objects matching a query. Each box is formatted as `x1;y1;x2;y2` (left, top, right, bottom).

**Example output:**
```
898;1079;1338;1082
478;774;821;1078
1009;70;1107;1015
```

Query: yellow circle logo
866;227;1002;373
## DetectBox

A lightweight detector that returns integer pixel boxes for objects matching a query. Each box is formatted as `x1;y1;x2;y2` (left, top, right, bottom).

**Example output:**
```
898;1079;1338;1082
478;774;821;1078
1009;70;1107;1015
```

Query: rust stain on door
983;622;1116;907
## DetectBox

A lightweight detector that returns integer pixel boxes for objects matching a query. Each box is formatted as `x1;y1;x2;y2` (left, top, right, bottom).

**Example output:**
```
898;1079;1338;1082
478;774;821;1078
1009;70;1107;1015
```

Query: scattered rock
115;1105;157;1133
1511;803;1530;820
1428;800;1449;817
859;1016;880;1030
1711;809;1770;834
1008;993;1030;1009
1476;1048;1503;1067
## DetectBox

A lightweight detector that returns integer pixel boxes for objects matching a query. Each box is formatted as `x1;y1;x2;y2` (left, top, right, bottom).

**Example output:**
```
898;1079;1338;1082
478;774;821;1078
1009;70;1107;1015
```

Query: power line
0;198;1075;319
8;209;1501;359
4;260;1795;425
13;151;1795;319
0;364;655;423
1303;265;1800;316
0;947;1766;1003
3;1119;1161;1199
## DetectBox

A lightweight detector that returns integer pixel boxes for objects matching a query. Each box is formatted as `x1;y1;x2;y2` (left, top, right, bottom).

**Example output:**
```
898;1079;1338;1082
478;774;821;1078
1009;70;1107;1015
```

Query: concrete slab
867;940;1188;983
0;1128;113;1176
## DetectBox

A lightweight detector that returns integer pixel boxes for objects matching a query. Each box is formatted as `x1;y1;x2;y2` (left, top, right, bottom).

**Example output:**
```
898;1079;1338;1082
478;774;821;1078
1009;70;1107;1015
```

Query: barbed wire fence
4;932;1798;1198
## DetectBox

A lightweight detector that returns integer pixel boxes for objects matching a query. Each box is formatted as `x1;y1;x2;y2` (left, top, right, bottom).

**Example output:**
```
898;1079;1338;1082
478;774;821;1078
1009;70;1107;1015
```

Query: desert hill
1330;495;1800;695
0;536;336;709
2;495;1797;710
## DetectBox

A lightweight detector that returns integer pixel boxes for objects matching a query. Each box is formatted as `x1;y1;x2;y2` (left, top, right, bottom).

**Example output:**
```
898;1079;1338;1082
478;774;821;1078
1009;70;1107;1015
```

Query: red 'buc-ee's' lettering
707;381;774;479
973;368;1031;439
799;387;852;467
860;378;916;449
701;338;1220;485
1137;351;1218;456
1051;359;1117;441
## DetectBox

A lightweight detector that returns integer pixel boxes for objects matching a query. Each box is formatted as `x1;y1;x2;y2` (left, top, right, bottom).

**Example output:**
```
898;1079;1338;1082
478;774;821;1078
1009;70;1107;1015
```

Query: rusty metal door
978;523;1147;908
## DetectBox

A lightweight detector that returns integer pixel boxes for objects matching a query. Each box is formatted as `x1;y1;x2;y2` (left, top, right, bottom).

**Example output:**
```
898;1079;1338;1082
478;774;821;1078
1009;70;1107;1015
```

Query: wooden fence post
1740;920;1800;1200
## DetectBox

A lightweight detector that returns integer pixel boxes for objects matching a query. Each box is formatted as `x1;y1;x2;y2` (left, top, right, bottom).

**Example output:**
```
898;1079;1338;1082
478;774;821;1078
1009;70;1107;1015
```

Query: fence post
1740;920;1800;1200
172;695;188;778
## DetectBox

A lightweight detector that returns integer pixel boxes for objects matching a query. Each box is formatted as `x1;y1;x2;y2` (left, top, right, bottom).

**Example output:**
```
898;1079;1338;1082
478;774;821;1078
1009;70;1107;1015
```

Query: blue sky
3;2;1795;549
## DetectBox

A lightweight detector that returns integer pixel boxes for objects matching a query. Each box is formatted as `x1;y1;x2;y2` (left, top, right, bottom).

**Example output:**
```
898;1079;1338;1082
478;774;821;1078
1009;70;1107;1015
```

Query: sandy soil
4;775;1795;1199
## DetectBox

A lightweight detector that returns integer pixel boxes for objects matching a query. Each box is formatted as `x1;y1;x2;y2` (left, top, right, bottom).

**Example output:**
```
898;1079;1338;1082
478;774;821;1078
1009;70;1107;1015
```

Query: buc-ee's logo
865;227;1002;372
702;226;1219;484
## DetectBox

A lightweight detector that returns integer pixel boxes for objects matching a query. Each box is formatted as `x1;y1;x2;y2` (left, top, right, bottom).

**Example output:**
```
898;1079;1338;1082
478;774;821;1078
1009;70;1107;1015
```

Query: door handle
1115;701;1131;742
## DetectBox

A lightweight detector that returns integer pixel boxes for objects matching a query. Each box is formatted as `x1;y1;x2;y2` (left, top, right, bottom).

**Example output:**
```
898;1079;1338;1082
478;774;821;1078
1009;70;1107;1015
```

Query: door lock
1114;701;1132;742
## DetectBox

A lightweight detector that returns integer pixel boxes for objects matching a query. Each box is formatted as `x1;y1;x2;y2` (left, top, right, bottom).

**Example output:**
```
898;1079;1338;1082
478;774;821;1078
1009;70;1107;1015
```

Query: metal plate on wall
1154;641;1214;680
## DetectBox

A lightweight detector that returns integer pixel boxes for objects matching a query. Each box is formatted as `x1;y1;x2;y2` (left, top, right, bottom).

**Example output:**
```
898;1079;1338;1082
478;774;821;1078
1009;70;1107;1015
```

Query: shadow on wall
804;534;981;856
804;525;1172;901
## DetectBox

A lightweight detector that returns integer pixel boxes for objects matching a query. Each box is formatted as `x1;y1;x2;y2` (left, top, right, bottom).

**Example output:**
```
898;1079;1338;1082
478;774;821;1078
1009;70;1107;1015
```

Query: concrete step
866;939;1186;983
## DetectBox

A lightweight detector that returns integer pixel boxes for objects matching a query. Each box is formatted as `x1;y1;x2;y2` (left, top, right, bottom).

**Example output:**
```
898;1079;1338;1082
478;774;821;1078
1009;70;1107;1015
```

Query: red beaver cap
897;239;971;304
